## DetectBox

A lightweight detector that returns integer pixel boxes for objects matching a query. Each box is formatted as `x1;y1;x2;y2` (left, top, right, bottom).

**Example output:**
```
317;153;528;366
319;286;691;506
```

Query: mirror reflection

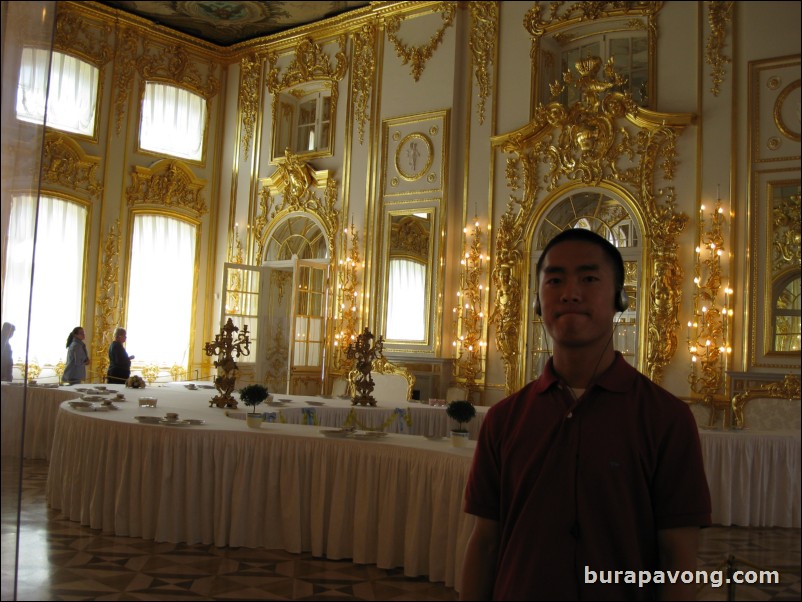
272;81;333;161
385;211;432;342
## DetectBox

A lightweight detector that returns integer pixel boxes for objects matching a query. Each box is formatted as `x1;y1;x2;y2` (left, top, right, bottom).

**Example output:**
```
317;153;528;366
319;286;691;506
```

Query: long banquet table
1;381;488;461
45;387;477;588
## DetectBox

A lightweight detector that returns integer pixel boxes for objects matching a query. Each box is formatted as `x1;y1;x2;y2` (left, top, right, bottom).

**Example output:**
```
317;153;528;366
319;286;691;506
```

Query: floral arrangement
126;375;146;388
239;383;269;415
446;399;476;433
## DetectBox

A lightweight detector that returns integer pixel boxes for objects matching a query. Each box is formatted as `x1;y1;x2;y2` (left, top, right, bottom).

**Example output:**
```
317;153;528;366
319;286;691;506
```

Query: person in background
460;228;711;601
106;327;134;384
62;326;90;385
1;322;15;382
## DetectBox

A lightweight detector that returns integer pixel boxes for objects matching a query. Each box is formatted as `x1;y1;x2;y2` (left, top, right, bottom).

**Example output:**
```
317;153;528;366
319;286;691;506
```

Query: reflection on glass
272;83;333;160
774;276;801;352
385;212;432;342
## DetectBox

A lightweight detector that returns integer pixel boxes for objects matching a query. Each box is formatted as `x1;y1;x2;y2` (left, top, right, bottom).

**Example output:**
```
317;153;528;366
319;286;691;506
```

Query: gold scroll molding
92;220;123;380
239;52;266;157
255;150;340;261
706;1;734;96
468;1;498;125
126;159;208;216
491;56;693;393
54;7;113;67
385;2;457;82
266;36;348;94
732;374;801;429
352;23;377;145
41;133;103;200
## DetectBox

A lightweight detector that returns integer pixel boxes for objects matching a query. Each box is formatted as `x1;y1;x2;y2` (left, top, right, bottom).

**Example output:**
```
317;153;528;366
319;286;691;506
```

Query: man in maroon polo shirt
460;228;711;601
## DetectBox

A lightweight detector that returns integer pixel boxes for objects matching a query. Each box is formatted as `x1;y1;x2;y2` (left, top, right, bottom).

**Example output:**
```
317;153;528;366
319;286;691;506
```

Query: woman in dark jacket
62;326;90;385
106;327;134;384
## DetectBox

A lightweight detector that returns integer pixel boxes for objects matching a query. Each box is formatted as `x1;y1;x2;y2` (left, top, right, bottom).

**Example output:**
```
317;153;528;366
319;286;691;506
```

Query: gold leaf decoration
385;2;457;82
468;1;498;125
42;133;103;200
706;1;734;97
126;160;208;216
352;24;377;144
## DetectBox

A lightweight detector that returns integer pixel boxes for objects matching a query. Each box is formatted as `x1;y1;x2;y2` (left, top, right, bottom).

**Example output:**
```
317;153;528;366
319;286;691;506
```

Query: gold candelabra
688;188;733;408
452;215;488;391
204;318;251;408
142;364;159;384
333;219;363;372
170;363;186;381
346;327;383;406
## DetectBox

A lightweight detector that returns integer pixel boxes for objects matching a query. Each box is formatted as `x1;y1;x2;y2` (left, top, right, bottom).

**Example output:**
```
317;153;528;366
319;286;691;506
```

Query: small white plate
278;398;292;403
185;419;205;425
306;400;325;406
321;429;350;438
81;395;107;402
353;432;388;440
69;401;93;409
159;419;191;427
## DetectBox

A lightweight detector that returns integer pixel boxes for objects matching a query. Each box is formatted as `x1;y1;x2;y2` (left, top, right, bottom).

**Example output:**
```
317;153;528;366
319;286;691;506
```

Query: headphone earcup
535;296;542;316
616;289;630;312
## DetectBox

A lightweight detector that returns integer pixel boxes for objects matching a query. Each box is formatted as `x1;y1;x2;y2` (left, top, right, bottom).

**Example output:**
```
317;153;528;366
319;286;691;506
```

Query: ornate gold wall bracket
491;56;693;392
266;35;347;93
42;133;103;200
385;2;457;82
92;220;122;382
352;24;377;145
468;2;498;125
239;52;267;157
126;159;208;217
732;374;801;429
706;1;734;97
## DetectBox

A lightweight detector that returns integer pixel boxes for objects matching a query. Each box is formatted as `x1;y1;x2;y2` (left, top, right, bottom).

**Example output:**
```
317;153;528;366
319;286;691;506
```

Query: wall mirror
527;4;660;112
380;208;436;349
271;80;334;162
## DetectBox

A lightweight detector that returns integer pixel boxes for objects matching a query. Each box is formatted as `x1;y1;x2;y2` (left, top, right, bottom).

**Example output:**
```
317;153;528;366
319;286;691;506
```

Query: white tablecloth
46;393;477;587
699;428;801;528
4;381;488;460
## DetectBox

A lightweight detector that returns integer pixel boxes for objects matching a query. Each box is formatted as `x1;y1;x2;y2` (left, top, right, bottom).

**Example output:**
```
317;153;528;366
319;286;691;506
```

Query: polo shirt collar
532;352;636;395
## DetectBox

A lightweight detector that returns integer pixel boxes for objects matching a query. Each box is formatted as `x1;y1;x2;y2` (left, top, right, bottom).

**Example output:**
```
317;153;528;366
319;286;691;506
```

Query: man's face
537;240;618;350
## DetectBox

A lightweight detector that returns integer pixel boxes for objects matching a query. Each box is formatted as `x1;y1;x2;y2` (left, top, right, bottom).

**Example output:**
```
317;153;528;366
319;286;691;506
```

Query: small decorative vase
246;414;264;428
450;430;470;447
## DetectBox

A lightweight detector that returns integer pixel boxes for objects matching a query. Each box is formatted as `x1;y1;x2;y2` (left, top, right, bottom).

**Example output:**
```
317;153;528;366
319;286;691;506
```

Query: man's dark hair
535;227;625;290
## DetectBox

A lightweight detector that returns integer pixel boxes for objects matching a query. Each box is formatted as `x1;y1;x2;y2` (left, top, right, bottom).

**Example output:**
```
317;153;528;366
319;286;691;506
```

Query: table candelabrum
346;327;383;407
204;318;251;408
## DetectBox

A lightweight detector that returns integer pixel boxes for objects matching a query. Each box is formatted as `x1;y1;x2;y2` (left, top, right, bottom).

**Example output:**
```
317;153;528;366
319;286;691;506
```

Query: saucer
68;401;92;409
306;400;325;406
321;428;351;438
353;431;388;440
81;395;107;402
135;416;161;424
278;398;292;403
159;419;191;427
184;419;205;425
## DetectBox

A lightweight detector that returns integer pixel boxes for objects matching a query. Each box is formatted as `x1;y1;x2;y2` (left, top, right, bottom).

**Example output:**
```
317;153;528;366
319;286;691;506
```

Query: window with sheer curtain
386;258;426;340
139;82;206;161
2;194;87;366
125;214;197;367
16;47;99;136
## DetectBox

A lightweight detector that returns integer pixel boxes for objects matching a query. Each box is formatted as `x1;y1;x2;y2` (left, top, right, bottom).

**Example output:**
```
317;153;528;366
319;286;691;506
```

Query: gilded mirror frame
378;202;442;354
266;35;347;165
524;1;662;117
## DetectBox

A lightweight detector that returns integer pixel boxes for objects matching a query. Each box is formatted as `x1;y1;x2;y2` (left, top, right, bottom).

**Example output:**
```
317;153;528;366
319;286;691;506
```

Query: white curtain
140;82;206;161
2;195;87;365
126;214;196;367
16;48;99;136
386;258;426;341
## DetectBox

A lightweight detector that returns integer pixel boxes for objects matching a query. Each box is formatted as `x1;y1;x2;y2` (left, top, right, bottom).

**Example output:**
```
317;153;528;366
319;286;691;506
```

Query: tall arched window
125;214;197;367
2;194;88;368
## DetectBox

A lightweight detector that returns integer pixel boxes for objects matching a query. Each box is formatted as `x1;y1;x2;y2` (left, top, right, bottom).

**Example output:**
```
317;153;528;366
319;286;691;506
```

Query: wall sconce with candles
333;218;363;372
687;187;734;424
452;215;489;393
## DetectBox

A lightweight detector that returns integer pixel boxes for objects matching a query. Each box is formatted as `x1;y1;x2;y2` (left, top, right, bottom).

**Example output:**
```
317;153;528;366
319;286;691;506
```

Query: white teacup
165;412;179;422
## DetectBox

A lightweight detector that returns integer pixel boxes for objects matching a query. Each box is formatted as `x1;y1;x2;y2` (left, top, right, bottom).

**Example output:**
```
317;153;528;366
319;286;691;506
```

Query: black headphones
535;288;629;316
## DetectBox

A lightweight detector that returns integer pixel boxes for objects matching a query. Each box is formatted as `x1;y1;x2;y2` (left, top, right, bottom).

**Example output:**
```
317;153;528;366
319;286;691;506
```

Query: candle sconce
452;215;488;393
346;327;384;406
333;219;362;372
687;188;733;425
204;318;251;408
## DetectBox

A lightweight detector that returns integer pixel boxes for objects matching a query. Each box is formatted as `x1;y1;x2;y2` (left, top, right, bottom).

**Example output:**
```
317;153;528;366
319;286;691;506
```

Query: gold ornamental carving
54;7;113;67
42;133;103;200
394;133;434;181
706;1;734;96
391;215;430;261
771;185;801;273
732;374;801;429
774;79;801;143
352;24;377;145
239;52;266;157
136;41;219;99
127;160;208;217
346;327;384;406
491;56;692;391
385;2;457;82
266;36;348;94
204;318;251;409
113;27;139;135
92;220;123;381
524;1;662;34
468;1;498;125
258;150;339;259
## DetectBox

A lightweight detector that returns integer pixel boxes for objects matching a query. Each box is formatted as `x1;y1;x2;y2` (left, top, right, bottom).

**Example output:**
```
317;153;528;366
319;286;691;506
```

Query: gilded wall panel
750;56;801;163
382;112;448;197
